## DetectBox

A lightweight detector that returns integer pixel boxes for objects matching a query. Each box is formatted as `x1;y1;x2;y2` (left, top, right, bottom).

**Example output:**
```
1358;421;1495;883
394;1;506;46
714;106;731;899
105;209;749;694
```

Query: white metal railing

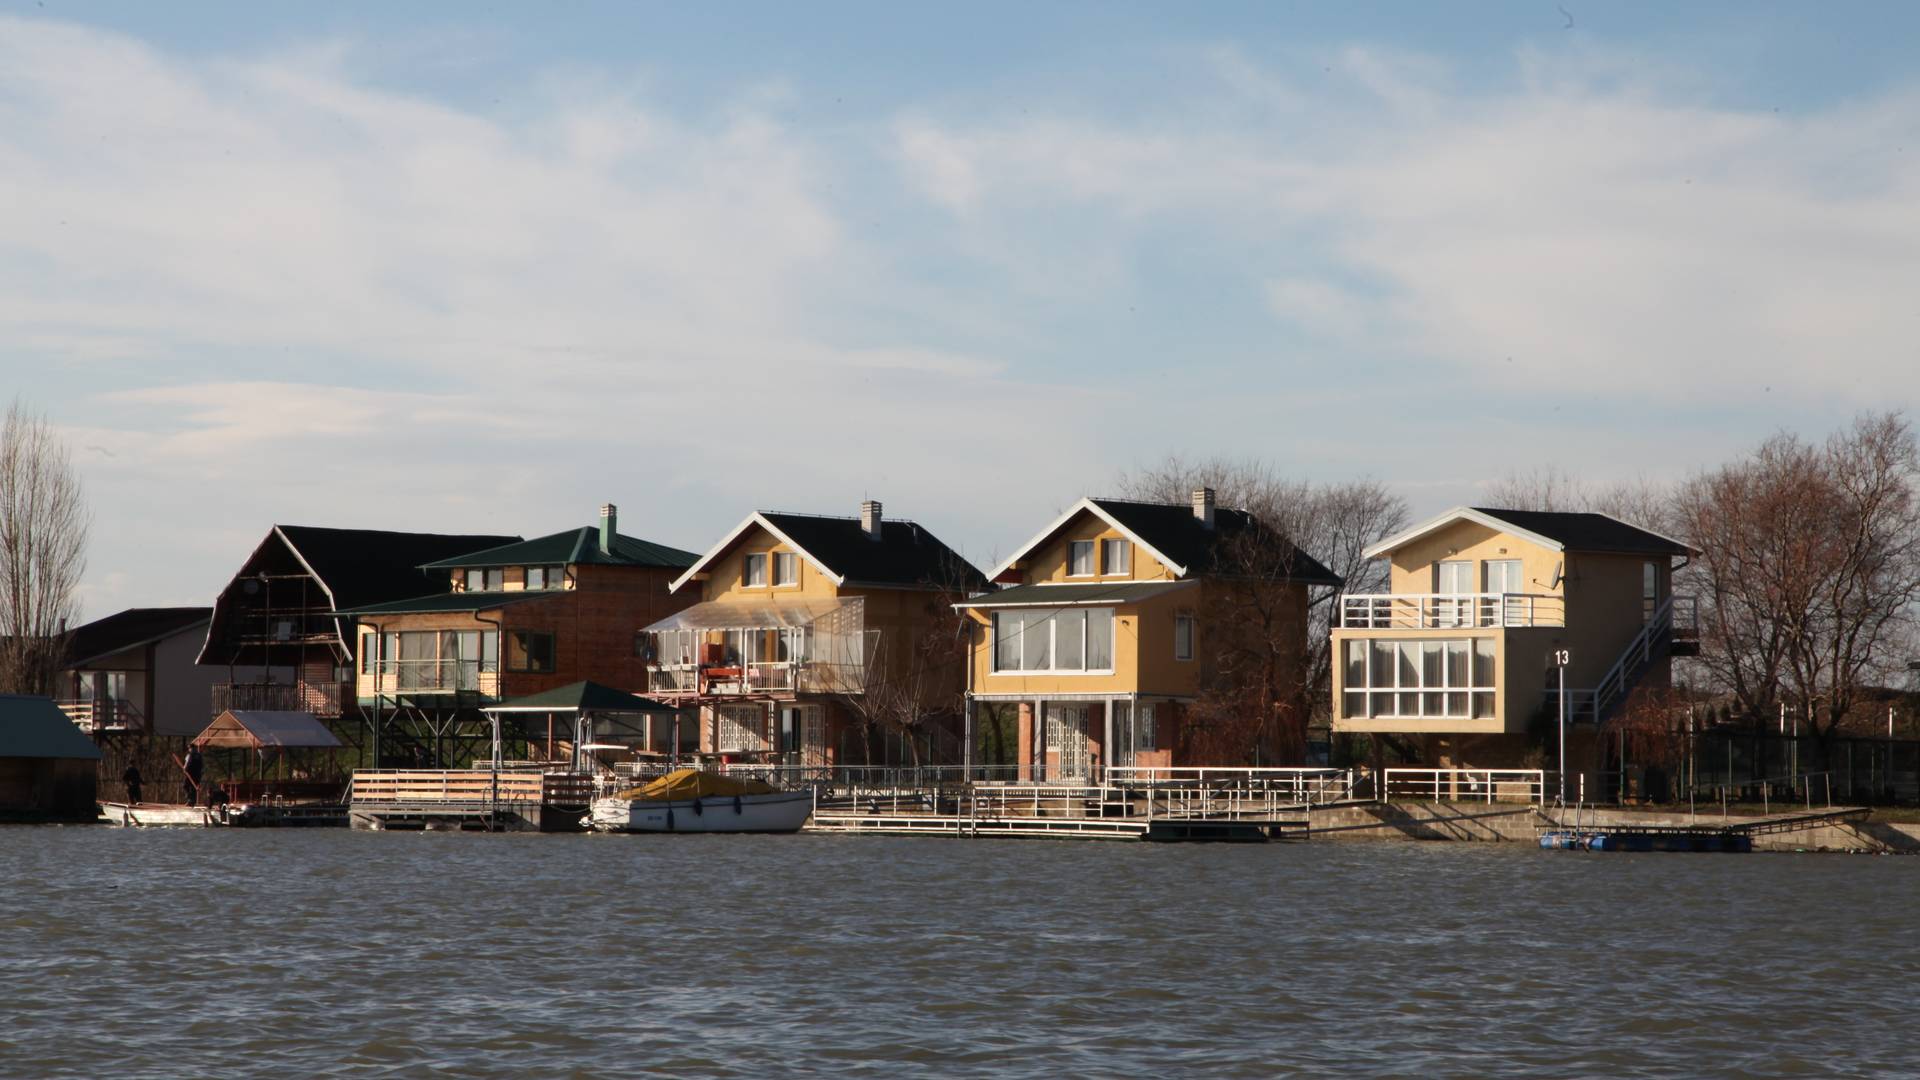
1339;592;1565;630
1382;768;1546;806
1104;766;1355;805
1551;594;1676;725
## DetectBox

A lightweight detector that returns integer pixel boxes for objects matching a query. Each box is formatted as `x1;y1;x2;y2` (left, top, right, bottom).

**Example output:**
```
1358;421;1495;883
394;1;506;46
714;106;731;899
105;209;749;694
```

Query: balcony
57;697;147;733
1338;592;1565;630
649;656;866;697
213;680;347;717
644;598;873;699
363;660;499;699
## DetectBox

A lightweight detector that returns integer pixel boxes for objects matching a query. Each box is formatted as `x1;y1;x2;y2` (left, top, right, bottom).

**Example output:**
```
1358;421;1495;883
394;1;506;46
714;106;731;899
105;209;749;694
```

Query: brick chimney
860;499;883;541
1192;487;1215;530
599;503;617;554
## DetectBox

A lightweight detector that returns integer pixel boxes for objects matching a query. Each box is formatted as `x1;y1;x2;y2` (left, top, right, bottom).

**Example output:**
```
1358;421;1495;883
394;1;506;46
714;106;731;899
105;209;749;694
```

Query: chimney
1193;487;1215;530
599;503;617;554
860;499;883;541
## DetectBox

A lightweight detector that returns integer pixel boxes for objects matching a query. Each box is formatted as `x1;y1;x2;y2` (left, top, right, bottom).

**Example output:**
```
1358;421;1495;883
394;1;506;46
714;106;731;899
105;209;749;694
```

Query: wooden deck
348;770;595;832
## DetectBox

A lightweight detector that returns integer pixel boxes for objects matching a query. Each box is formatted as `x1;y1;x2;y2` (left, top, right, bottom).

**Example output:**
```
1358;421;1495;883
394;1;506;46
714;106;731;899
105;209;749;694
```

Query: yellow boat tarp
613;768;779;802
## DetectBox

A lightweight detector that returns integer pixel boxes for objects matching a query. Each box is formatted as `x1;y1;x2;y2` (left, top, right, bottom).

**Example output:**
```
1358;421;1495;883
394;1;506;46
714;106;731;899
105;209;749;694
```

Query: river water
2;828;1914;1078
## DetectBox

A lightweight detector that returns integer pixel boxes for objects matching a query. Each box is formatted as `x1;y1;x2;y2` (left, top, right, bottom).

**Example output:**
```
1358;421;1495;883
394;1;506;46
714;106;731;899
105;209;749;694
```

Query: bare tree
0;400;90;695
1118;456;1408;762
1673;412;1920;737
835;559;977;767
1485;465;1675;533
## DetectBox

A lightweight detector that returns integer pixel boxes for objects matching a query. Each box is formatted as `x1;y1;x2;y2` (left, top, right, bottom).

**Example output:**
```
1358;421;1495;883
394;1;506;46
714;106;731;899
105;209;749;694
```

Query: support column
963;696;975;779
1017;701;1035;782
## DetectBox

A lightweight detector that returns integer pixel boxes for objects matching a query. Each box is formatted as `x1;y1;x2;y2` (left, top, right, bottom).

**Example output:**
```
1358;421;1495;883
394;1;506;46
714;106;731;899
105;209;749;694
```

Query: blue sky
3;2;1918;613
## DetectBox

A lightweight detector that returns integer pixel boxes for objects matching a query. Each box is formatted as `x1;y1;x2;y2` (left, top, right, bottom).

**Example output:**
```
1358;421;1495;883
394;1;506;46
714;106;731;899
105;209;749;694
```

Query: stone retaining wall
1306;801;1920;853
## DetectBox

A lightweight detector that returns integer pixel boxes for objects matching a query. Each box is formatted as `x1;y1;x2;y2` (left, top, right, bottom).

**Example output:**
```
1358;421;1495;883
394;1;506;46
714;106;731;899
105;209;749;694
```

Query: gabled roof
988;497;1344;587
194;710;343;750
953;580;1197;609
1363;506;1696;560
420;528;700;571
0;695;103;760
670;512;988;594
273;526;522;612
64;607;210;668
485;680;680;714
334;591;544;617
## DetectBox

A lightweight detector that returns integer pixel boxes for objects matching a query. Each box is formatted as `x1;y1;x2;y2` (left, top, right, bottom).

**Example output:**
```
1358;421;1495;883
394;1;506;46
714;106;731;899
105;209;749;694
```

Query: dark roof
955;580;1196;609
421;528;700;571
276;526;521;611
63;607;210;667
334;591;544;617
1087;499;1345;586
1469;508;1694;557
0;695;103;760
487;680;680;714
760;513;990;591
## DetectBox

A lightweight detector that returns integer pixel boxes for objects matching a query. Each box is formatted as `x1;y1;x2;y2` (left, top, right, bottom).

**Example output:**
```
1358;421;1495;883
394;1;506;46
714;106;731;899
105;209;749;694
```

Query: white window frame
1102;538;1131;577
526;566;546;590
1068;540;1096;578
1174;614;1195;662
774;552;800;587
1341;637;1496;720
989;607;1117;675
1483;559;1523;594
744;553;768;588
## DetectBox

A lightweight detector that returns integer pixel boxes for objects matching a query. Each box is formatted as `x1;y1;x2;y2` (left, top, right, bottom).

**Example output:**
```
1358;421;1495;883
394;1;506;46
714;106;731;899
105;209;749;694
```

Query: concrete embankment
1307;801;1920;853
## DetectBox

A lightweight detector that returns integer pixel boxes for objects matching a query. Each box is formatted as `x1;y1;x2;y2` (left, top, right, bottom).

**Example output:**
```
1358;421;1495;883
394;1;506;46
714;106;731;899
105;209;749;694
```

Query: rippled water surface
2;828;1916;1077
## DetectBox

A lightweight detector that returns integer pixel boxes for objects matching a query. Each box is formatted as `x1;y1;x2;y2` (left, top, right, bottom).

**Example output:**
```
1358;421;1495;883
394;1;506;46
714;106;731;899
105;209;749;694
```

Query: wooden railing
212;681;346;717
349;769;595;806
56;697;148;732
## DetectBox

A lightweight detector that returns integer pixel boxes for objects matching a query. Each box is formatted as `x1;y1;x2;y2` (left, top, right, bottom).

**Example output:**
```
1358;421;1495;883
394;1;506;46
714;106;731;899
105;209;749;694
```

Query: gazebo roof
484;680;681;715
194;710;343;750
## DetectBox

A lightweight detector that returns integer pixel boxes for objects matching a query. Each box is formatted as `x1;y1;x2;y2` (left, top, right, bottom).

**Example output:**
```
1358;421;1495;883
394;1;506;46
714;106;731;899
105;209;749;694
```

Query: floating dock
805;782;1313;843
348;770;594;831
1539;807;1869;853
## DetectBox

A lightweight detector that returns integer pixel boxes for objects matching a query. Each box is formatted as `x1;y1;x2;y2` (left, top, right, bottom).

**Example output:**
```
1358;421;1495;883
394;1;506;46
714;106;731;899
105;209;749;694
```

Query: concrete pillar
1017;701;1035;782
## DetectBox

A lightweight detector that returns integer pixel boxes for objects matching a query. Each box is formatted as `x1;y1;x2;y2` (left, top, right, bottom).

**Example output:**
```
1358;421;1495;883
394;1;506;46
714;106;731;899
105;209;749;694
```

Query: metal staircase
1556;595;1697;725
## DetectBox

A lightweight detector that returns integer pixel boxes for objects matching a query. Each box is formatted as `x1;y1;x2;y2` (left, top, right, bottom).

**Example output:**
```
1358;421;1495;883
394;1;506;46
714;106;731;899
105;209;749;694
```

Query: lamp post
1555;648;1571;804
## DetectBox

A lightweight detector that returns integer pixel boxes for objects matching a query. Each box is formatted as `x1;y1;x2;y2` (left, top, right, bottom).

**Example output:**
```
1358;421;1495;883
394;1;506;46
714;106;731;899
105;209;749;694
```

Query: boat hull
589;790;813;833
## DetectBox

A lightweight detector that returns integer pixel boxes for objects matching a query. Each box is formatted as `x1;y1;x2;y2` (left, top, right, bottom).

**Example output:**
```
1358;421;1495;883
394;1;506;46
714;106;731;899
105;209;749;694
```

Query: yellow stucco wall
1022;513;1176;583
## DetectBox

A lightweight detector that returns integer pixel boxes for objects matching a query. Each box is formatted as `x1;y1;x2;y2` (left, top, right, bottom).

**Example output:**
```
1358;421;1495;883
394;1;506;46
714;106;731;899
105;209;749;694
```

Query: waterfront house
0;694;102;819
956;489;1342;780
1329;507;1697;771
641;500;988;767
198;525;519;734
336;505;700;766
57;607;289;737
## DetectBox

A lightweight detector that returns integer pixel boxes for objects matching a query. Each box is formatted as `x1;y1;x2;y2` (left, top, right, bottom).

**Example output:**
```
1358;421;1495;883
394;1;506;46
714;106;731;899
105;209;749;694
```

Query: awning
953;580;1196;609
194;710;343;750
644;597;853;632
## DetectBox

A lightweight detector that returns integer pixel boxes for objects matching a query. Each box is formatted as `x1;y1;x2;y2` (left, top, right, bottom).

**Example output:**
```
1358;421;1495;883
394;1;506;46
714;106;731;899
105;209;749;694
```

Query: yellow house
1329;506;1697;768
958;489;1342;781
641;501;988;767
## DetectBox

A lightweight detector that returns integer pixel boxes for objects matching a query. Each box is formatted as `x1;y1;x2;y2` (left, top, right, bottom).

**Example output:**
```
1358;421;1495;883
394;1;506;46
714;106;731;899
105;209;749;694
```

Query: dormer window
1102;539;1130;576
462;568;501;592
1069;541;1095;577
745;553;768;587
526;565;563;590
465;569;483;592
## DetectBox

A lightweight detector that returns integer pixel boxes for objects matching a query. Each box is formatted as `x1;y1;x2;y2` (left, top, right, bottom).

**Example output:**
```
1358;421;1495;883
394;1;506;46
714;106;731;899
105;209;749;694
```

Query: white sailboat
589;768;813;833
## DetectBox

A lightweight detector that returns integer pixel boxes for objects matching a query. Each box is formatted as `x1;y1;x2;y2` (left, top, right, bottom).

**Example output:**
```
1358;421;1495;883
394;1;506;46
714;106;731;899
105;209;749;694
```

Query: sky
3;2;1918;616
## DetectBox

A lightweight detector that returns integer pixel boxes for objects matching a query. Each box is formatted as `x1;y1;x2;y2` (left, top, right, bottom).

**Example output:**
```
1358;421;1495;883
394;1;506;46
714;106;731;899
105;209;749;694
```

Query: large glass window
1069;541;1095;577
1102;539;1130;576
508;630;556;673
991;607;1117;673
744;553;768;587
774;552;799;586
1342;638;1495;719
1484;560;1523;594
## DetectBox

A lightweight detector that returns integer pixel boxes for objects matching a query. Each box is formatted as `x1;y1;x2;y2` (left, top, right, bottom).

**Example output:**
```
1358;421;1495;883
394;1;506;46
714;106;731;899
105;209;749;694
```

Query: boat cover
612;768;778;802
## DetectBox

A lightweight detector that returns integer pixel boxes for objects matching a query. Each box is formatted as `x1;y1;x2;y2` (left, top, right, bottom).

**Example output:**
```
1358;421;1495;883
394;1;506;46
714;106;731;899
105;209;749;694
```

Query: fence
1381;768;1546;805
349;770;595;806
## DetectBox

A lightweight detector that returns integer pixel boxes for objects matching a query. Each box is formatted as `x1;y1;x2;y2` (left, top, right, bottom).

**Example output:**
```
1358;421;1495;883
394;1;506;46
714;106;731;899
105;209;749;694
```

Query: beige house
1330;507;1696;768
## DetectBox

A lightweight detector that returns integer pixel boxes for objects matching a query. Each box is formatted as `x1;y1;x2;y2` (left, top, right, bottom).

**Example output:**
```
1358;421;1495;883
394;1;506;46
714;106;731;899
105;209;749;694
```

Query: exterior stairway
1555;595;1698;726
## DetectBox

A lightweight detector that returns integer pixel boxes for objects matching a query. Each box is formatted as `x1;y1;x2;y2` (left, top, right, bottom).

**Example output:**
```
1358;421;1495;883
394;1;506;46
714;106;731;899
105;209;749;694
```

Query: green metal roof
332;591;543;617
485;680;681;714
953;580;1197;609
421;528;700;571
0;696;104;760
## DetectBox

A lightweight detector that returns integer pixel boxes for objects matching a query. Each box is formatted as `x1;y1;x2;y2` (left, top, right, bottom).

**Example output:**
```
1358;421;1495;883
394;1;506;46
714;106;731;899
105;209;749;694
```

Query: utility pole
1555;649;1571;804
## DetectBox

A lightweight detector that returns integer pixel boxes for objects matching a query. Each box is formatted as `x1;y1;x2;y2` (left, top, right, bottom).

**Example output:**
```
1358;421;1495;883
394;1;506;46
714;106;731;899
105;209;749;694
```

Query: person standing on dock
183;746;204;807
122;763;143;805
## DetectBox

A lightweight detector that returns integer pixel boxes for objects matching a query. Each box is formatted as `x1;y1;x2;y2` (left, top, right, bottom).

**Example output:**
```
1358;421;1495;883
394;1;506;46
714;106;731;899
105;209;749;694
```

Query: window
1341;638;1495;720
465;569;484;592
1102;538;1130;576
1643;561;1659;622
1174;614;1195;661
526;566;548;590
381;630;496;690
1436;561;1473;594
507;630;556;673
359;632;375;675
717;706;766;753
1069;541;1095;577
1484;560;1523;594
744;553;768;587
774;552;799;586
633;631;650;659
990;607;1117;673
